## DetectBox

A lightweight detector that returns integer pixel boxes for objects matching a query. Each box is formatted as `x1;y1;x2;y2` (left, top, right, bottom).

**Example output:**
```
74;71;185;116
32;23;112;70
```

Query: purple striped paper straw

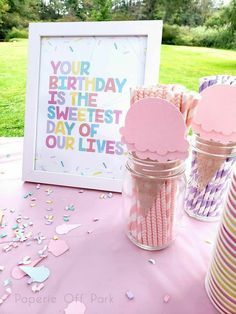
185;154;235;221
199;75;236;92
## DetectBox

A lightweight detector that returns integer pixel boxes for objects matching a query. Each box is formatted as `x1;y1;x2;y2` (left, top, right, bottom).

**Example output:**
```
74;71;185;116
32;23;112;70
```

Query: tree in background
226;0;236;32
113;0;144;20
0;0;9;25
0;0;235;49
162;0;214;26
0;0;40;39
39;0;67;20
65;0;89;20
90;0;112;21
141;0;158;20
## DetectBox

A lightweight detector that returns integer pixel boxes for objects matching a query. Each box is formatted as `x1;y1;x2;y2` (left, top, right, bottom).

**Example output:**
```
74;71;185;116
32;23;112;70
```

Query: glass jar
122;153;186;251
185;134;236;221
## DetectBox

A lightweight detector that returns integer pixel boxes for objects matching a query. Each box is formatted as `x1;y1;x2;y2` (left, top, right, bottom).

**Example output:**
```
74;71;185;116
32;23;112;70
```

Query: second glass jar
122;153;186;251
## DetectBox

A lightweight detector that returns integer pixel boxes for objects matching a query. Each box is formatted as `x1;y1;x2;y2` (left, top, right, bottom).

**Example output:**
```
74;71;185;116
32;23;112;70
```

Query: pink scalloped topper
120;97;189;161
192;85;236;143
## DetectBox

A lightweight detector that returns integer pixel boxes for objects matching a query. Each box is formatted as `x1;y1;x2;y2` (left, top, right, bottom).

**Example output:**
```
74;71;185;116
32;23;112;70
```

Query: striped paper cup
205;173;236;314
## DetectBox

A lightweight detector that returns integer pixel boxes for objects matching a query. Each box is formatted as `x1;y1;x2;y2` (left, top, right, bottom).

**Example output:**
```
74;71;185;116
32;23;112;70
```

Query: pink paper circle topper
120;97;189;161
192;85;236;143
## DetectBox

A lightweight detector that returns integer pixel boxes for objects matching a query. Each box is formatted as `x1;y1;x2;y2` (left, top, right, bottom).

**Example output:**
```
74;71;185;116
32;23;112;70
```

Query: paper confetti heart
64;301;86;314
48;239;69;257
19;266;50;283
56;224;81;235
31;283;45;293
126;290;134;300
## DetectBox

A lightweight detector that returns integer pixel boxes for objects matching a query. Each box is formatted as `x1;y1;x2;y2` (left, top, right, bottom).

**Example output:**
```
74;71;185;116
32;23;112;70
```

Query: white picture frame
22;21;163;192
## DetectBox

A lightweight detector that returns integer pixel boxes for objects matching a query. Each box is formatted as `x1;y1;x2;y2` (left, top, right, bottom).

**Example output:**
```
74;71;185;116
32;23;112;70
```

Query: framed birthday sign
22;21;163;192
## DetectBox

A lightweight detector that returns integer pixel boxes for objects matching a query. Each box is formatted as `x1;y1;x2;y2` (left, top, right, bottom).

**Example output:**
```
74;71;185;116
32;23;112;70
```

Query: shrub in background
5;27;28;41
163;24;236;50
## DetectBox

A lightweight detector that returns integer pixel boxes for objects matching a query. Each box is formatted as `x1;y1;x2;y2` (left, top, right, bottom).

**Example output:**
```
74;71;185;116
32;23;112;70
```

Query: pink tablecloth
0;138;218;314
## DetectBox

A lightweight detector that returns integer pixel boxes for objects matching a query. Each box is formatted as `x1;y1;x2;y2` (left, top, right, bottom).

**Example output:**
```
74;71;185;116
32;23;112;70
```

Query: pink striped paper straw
150;201;158;247
156;193;163;248
161;183;167;245
130;85;199;127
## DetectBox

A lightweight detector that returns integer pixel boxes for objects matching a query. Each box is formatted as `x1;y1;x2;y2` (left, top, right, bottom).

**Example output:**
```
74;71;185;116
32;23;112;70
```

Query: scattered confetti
102;162;107;169
56;224;81;235
0;288;12;306
46;200;53;204
24;192;33;199
92;171;102;176
78;189;84;193
148;259;156;265
34;233;46;245
69;46;73;52
93;218;99;222
36;184;41;189
31;283;45;293
163;295;170;303
87;230;94;234
64;300;86;314
3;278;12;287
114;42;118;50
48;239;69;257
65;204;75;211
16;216;22;223
63;216;70;222
18;256;31;265
19;266;50;283
3;242;18;253
205;240;212;245
45;188;53;196
45;215;54;225
61;161;64;167
38;245;48;257
5;287;12;295
126;290;134;300
99;192;113;199
0;210;4;226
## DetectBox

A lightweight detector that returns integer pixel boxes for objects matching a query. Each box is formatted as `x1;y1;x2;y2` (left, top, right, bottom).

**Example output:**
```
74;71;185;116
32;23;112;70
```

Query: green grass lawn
0;39;236;136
